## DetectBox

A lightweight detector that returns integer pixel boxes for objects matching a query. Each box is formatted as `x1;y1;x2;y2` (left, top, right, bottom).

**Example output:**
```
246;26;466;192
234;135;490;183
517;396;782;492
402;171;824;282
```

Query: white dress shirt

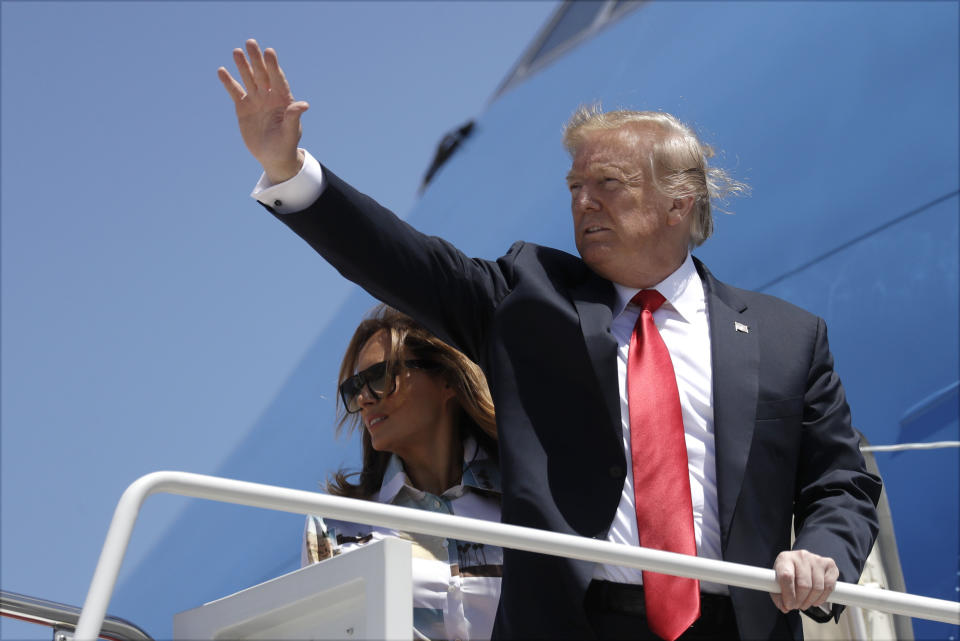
593;254;727;594
252;149;325;212
303;438;502;641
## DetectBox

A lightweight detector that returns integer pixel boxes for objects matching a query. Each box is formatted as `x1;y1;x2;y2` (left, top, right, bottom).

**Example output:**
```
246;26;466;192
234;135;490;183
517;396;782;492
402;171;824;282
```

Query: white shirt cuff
251;149;325;214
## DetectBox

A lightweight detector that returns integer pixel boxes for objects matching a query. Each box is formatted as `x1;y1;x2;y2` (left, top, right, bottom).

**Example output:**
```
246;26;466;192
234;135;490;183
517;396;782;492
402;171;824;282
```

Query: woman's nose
356;384;378;406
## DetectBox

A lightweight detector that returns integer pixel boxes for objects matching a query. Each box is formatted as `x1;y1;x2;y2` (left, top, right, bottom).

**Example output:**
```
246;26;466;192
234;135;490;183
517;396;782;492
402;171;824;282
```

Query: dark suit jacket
267;167;882;640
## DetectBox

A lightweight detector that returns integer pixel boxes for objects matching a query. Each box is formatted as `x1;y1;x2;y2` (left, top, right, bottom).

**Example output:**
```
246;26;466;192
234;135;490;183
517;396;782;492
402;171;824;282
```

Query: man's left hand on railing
770;549;839;613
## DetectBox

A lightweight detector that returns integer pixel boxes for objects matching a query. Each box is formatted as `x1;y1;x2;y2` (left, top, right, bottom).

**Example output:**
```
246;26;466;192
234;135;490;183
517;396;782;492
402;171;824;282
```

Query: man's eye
568;183;581;192
603;178;621;187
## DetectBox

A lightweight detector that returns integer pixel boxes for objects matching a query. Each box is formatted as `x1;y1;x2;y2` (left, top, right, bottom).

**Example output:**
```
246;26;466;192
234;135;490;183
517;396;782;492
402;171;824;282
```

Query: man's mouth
584;226;608;234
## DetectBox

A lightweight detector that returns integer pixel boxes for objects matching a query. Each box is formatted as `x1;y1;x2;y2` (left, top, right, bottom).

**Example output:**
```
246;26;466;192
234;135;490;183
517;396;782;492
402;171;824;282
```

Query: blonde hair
563;105;749;247
328;305;496;499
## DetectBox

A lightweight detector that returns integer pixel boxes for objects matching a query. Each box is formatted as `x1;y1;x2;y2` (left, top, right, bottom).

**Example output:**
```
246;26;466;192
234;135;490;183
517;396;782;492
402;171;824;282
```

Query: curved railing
74;471;960;640
1;589;152;641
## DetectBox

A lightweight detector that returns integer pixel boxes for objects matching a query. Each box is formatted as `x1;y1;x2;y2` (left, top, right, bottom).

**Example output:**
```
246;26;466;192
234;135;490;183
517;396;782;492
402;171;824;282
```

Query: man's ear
666;196;695;226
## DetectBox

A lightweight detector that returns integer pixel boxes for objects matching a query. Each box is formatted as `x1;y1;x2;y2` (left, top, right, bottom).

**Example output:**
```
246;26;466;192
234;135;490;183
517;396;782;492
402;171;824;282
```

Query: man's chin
580;254;618;283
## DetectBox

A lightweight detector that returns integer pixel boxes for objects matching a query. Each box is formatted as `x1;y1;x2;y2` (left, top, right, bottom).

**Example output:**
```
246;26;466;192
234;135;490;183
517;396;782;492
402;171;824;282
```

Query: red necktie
628;289;700;641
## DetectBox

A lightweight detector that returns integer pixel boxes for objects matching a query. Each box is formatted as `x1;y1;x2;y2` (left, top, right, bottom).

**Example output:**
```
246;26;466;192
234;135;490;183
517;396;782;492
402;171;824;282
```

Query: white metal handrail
1;589;153;641
861;440;959;453
76;471;960;640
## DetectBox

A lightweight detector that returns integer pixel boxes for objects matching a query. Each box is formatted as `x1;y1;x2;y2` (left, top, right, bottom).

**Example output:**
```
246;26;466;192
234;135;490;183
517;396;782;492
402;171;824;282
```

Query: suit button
273;199;283;207
609;465;623;478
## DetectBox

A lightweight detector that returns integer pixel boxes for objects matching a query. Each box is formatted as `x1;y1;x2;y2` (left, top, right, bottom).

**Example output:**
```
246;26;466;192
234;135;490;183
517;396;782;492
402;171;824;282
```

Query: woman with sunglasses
302;305;501;641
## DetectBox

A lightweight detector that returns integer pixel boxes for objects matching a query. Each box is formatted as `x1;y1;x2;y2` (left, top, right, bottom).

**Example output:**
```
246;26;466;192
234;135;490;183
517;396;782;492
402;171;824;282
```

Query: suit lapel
696;259;759;553
570;273;621;442
569;259;760;548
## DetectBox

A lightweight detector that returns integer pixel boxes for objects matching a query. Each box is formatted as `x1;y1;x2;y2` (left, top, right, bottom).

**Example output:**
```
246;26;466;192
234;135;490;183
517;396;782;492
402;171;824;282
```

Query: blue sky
0;2;558;637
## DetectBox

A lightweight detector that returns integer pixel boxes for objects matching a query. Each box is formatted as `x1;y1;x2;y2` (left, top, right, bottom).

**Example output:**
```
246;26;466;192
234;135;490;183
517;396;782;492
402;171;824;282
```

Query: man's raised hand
218;39;308;184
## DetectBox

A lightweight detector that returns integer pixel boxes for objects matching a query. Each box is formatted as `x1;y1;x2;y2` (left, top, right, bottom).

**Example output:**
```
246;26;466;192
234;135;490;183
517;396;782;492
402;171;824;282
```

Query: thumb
287;100;310;119
283;101;309;137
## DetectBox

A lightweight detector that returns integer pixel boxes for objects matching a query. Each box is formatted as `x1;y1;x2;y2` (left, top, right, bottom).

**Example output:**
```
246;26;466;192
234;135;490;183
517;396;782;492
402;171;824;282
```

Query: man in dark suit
219;40;882;640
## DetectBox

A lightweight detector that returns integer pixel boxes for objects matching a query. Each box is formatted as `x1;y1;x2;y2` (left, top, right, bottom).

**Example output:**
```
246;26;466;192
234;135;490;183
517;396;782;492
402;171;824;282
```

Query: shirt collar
612;253;704;323
376;436;500;504
377;453;410;504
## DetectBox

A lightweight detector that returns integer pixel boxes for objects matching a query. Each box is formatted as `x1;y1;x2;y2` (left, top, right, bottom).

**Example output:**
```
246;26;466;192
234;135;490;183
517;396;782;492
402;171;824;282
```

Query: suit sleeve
263;166;517;365
792;317;882;618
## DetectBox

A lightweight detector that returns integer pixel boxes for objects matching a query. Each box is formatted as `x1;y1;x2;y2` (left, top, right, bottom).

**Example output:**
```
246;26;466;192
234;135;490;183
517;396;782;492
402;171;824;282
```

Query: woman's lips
366;415;387;429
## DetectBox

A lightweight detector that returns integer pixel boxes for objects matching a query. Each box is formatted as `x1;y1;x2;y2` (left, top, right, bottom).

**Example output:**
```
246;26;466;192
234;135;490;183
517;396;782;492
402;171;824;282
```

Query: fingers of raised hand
232;46;258;94
263;47;291;96
217;67;246;103
227;40;295;105
245;39;270;91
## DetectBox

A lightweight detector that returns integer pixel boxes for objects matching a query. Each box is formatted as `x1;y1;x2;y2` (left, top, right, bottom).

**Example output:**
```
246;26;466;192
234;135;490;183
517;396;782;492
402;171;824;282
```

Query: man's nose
574;186;600;211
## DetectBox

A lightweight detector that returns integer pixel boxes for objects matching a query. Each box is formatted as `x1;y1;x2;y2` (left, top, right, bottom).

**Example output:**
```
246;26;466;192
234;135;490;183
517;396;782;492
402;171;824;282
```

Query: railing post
74;473;170;640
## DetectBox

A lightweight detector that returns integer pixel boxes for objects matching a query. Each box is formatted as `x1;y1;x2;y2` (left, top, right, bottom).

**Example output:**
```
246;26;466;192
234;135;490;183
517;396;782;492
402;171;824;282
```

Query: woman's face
354;330;457;456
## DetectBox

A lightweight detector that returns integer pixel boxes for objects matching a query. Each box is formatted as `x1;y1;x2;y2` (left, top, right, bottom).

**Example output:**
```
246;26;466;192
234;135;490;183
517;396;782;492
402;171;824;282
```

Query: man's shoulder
499;240;592;283
730;282;817;320
696;258;821;324
503;240;582;265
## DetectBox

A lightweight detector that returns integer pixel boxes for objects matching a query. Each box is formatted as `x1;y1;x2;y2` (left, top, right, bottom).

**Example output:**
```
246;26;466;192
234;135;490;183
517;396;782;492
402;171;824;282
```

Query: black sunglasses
339;359;439;413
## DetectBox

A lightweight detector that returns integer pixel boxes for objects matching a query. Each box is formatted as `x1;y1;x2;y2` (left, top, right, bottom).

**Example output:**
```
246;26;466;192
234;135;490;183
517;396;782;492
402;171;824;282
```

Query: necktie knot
632;289;666;313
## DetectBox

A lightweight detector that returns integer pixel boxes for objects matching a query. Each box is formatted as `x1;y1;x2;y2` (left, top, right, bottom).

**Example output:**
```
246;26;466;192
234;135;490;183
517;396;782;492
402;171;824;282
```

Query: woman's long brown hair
327;305;497;499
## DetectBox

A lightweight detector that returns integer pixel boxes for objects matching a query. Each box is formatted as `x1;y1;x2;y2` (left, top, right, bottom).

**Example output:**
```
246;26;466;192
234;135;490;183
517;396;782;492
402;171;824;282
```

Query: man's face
566;125;689;288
